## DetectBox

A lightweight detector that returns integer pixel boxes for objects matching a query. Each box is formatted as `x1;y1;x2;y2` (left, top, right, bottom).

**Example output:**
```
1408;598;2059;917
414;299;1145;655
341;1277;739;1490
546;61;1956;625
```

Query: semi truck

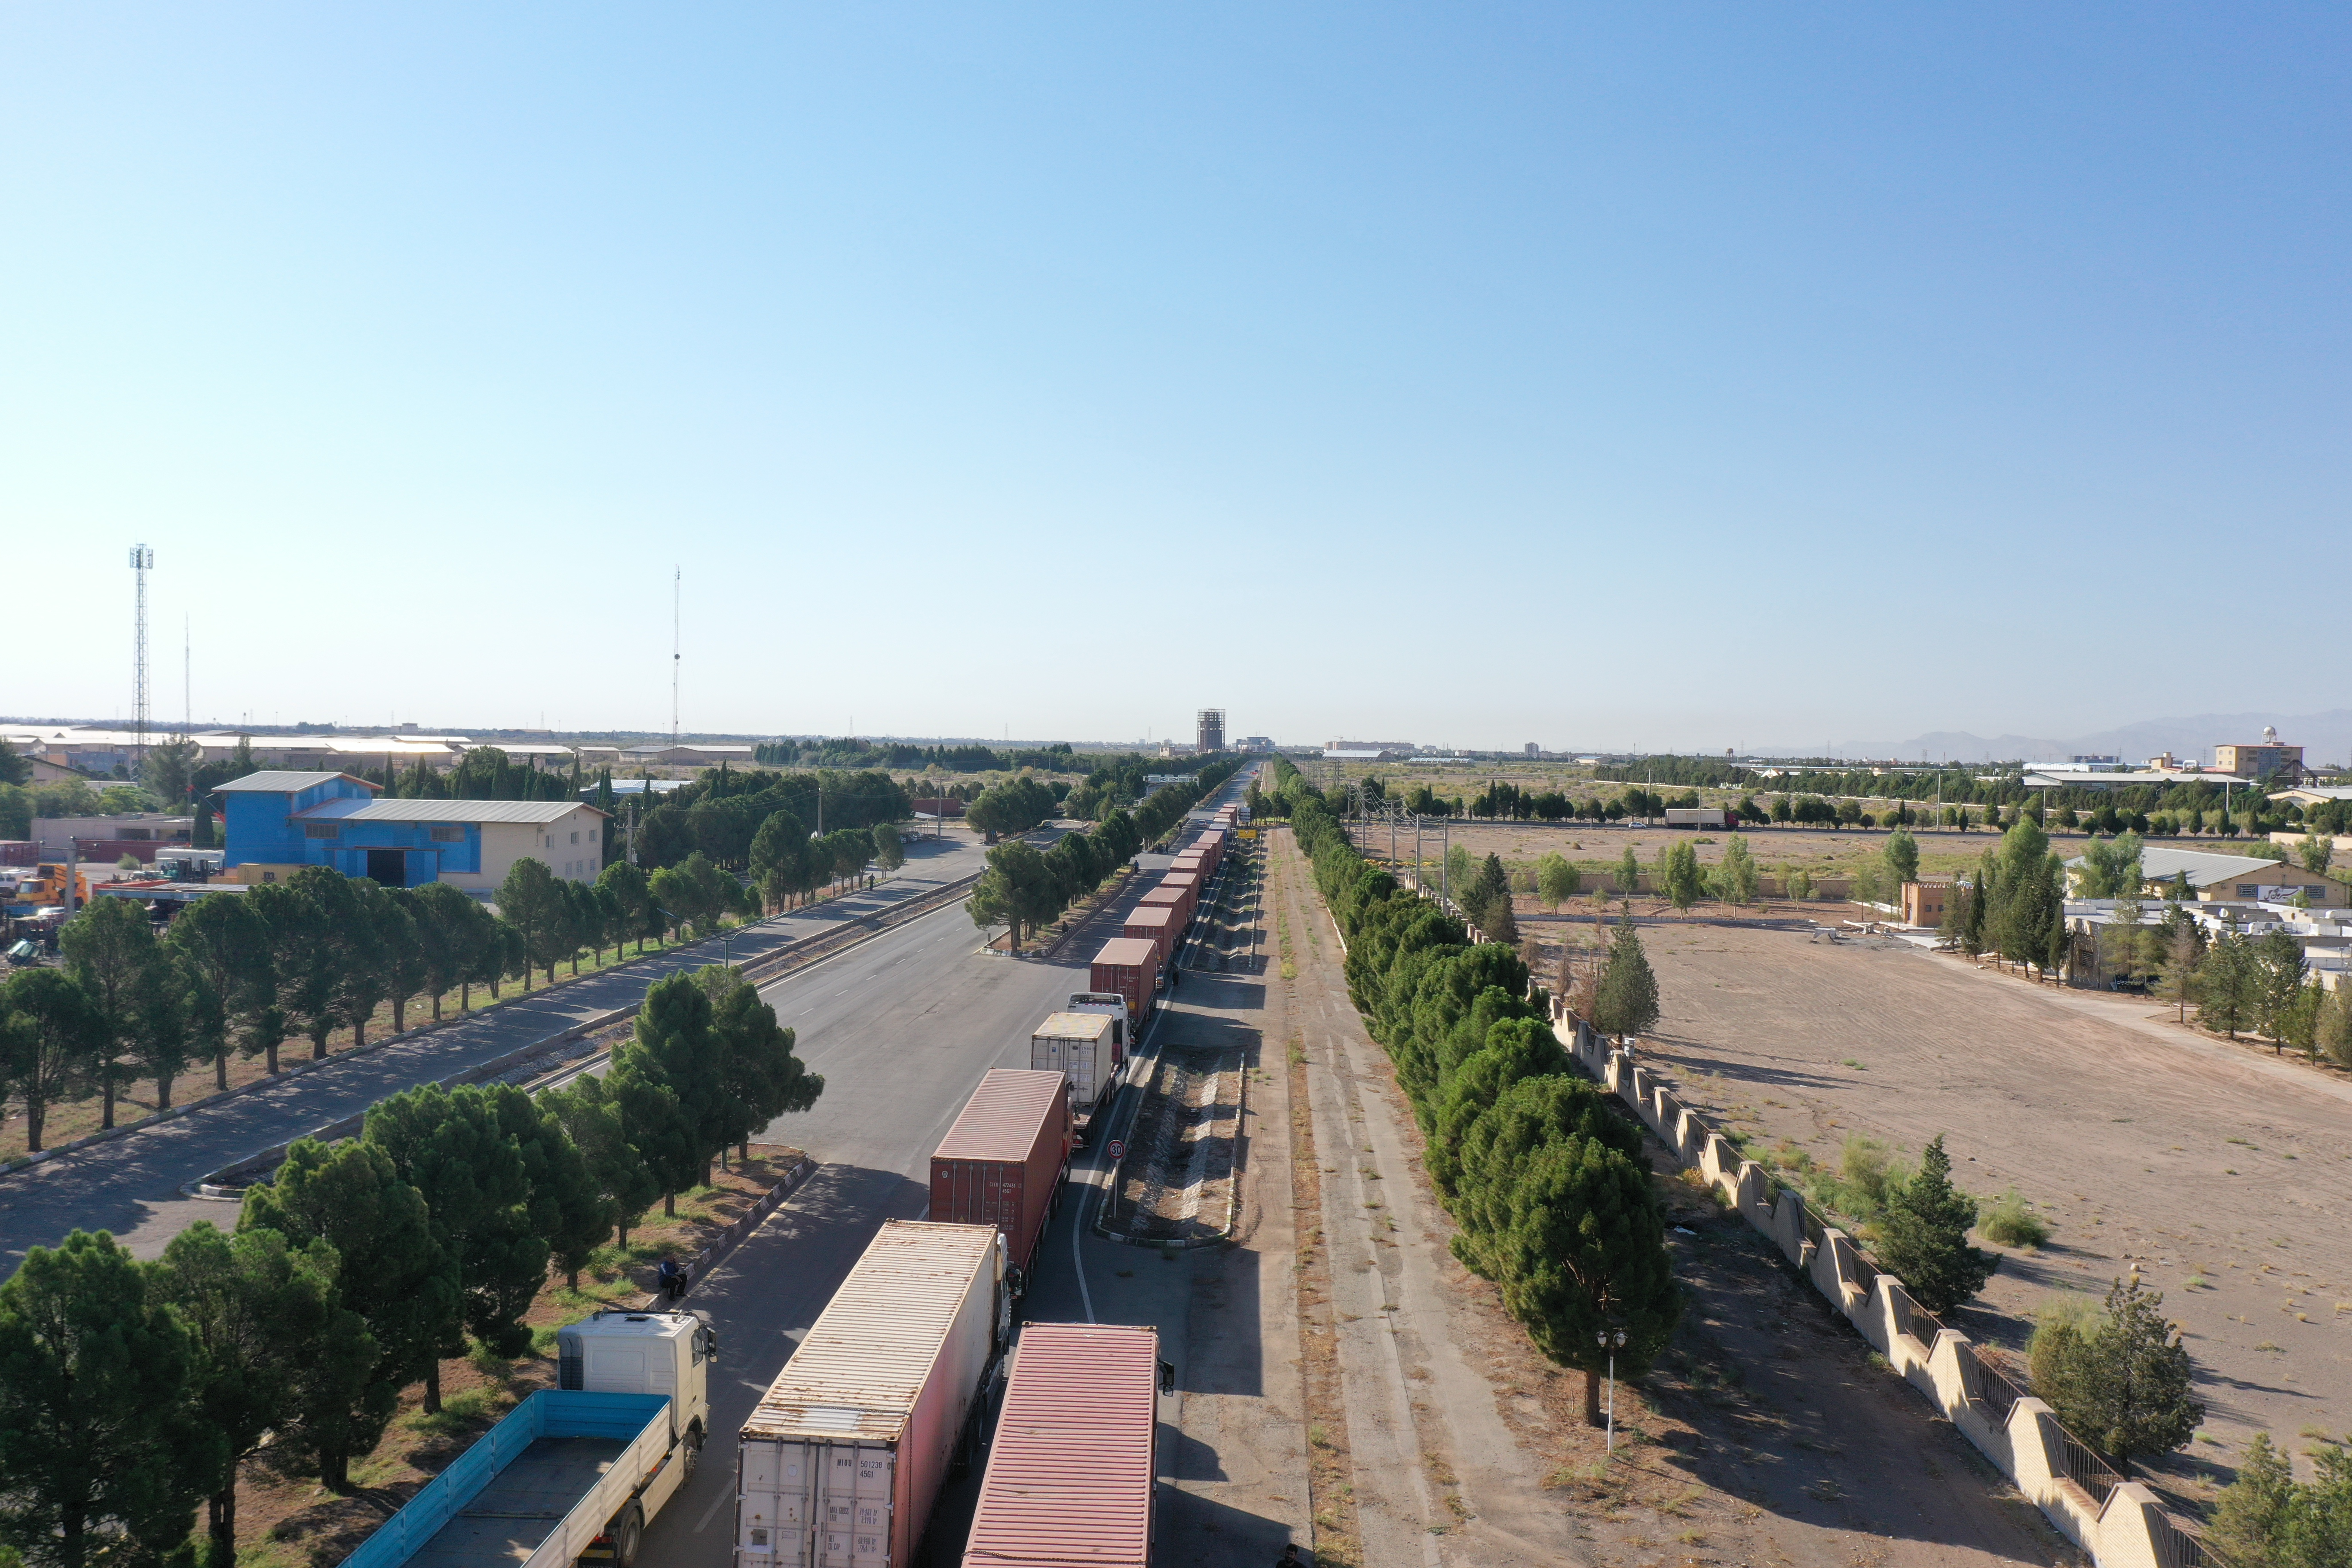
343;1308;716;1568
961;1323;1160;1568
929;1069;1073;1277
736;1221;1006;1568
1032;1010;1121;1126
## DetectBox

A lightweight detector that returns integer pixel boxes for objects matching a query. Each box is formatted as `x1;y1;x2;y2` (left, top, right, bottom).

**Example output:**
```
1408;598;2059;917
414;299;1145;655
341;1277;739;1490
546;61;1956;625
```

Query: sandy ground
1351;817;2029;879
1269;832;2067;1566
1634;924;2352;1497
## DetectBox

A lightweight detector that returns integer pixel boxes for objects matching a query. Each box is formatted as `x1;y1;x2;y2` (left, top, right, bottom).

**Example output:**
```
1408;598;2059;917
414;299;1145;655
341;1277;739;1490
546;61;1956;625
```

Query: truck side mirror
1159;1360;1176;1395
702;1328;720;1363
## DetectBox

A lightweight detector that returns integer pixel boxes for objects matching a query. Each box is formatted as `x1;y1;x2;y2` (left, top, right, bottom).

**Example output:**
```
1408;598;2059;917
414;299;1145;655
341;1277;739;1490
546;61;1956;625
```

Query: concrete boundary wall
1555;1001;2204;1568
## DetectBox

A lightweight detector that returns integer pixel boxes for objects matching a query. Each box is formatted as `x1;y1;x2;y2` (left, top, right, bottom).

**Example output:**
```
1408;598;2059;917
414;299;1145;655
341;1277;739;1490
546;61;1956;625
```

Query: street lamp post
1598;1327;1628;1452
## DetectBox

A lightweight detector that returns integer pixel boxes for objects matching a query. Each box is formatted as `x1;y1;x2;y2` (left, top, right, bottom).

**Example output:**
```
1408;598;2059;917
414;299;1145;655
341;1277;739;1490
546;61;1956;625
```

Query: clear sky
5;6;2345;753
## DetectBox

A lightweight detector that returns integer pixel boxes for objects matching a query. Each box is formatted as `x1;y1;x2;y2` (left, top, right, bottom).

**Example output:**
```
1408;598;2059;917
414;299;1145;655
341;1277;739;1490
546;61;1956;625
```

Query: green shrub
1980;1188;2049;1248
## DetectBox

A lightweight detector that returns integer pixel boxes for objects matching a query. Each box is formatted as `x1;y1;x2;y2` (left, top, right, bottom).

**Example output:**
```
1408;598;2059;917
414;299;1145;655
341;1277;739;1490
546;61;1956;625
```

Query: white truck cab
1064;991;1131;1051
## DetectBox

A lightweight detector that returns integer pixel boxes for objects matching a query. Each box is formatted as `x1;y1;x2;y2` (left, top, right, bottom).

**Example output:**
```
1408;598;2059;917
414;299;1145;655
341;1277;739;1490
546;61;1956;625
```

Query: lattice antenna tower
129;544;154;766
671;566;681;746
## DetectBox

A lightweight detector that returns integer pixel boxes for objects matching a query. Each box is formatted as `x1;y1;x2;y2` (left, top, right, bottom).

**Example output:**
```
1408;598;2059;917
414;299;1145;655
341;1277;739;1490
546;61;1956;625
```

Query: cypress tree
1875;1135;1997;1314
1592;916;1660;1040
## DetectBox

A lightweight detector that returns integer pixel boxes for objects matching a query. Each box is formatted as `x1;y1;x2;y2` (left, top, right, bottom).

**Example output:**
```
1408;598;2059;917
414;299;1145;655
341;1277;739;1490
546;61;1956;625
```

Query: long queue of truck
342;798;1248;1568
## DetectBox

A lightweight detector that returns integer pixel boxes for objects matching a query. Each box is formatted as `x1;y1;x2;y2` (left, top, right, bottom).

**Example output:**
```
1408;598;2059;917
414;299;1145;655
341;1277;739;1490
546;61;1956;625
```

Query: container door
812;1443;893;1566
738;1438;816;1568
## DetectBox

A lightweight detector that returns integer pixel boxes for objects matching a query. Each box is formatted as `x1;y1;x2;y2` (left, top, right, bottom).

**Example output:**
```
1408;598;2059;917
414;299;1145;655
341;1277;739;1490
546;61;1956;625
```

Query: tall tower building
1197;708;1226;754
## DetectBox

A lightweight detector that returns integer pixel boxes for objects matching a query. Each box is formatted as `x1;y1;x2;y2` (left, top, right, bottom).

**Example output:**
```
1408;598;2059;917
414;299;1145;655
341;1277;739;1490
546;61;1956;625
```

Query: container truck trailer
1029;1011;1121;1124
1120;905;1178;981
737;1222;1005;1568
959;1323;1160;1568
343;1309;717;1568
1089;939;1159;1035
929;1069;1072;1277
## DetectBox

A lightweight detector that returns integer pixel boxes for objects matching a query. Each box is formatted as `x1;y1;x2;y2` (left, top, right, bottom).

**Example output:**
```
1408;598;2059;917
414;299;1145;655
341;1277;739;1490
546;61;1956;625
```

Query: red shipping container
1136;885;1188;930
1090;938;1158;1030
1121;905;1178;975
1159;871;1200;925
929;1070;1072;1276
960;1323;1159;1568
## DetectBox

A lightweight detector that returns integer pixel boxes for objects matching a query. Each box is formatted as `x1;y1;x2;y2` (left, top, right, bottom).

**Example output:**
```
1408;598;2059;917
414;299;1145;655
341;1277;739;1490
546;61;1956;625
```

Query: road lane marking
693;1485;730;1532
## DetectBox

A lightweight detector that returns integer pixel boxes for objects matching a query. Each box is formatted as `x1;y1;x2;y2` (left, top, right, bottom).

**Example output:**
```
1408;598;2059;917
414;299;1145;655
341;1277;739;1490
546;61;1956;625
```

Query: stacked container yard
736;1222;1004;1568
929;1070;1072;1276
959;1323;1159;1568
1089;938;1159;1030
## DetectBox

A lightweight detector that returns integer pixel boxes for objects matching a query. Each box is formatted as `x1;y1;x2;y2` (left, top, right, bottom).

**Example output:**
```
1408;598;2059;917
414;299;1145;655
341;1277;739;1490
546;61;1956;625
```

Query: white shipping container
1029;1011;1116;1114
736;1222;1003;1568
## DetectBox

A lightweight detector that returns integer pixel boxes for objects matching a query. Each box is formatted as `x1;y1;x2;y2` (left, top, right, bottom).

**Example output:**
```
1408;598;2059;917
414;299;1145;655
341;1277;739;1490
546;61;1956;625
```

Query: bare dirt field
1350;818;2022;887
1633;924;2352;1501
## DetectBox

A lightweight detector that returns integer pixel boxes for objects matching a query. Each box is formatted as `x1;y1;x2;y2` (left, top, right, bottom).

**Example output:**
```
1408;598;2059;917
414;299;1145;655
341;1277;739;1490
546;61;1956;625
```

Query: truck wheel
610;1503;643;1568
682;1422;704;1482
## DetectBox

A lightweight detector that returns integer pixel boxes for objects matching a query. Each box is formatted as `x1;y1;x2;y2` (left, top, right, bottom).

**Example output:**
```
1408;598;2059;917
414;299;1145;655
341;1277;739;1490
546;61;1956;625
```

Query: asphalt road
0;833;987;1266
640;777;1256;1568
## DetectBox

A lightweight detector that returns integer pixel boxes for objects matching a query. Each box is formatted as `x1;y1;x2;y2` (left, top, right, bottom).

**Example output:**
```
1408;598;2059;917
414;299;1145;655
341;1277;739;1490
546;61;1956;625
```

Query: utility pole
129;544;154;772
671;567;681;748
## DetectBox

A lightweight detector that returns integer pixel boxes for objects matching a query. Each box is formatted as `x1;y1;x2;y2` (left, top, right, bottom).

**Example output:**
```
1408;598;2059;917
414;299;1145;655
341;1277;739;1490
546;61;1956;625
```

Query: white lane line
693;1484;730;1532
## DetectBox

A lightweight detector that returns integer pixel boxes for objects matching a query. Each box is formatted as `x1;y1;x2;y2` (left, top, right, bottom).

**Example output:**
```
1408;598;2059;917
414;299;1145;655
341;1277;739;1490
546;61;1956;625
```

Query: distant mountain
1857;710;2352;767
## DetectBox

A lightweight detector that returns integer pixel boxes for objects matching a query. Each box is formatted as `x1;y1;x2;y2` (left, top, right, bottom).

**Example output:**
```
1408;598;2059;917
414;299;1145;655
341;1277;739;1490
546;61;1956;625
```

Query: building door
365;849;407;887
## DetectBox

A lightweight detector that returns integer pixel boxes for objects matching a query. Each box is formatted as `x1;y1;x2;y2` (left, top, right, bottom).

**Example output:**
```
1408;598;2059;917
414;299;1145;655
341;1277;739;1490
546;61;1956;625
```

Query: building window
303;824;340;839
570;831;579;844
262;871;278;883
429;825;464;843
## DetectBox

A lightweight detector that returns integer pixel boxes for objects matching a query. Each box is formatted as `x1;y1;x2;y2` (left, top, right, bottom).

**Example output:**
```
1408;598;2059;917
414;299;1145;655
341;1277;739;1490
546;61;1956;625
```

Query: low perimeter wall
1555;1003;2208;1568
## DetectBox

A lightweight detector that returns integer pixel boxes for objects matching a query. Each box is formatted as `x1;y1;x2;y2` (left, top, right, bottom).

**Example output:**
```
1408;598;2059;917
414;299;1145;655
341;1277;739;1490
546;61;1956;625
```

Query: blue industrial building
219;771;609;891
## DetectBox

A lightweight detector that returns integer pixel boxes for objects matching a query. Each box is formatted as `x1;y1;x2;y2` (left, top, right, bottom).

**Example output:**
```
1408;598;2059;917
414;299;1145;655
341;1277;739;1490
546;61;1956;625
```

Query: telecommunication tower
129;544;154;767
671;566;681;746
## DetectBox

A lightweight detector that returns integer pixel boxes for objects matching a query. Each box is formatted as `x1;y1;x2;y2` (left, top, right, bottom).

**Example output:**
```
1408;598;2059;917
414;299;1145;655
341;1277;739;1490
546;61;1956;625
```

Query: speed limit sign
1106;1139;1126;1161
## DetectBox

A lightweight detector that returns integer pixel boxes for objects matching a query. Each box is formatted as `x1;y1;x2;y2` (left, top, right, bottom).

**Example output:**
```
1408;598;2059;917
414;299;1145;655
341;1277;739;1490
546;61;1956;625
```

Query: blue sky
5;6;2345;752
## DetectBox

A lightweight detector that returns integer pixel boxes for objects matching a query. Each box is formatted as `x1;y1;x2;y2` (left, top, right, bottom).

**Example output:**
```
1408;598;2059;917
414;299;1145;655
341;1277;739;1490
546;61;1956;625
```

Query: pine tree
1592;917;1660;1040
2084;1275;2205;1463
2199;929;2257;1038
1616;845;1640;894
0;1231;217;1566
2208;1432;2295;1566
1874;1135;1997;1314
1458;1130;1681;1426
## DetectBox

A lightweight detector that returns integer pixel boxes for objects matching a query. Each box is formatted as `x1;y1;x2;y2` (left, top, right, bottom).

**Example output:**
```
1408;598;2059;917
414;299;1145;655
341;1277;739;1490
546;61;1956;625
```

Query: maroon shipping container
960;1323;1159;1568
1136;885;1187;930
0;842;37;867
1090;938;1159;1030
1159;871;1201;926
1121;905;1178;977
929;1070;1072;1275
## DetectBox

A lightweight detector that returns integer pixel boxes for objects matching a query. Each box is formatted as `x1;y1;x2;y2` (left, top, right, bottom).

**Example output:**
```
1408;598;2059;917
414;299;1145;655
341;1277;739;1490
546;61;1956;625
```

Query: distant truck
345;1309;716;1568
1663;808;1733;830
1033;1007;1121;1124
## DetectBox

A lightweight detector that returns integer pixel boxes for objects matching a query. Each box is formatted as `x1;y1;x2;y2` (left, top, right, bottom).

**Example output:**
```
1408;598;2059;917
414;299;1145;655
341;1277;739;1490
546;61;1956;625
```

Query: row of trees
1268;756;1681;1423
966;760;1247;949
0;845;799;1154
0;964;818;1567
630;767;910;874
750;738;1081;774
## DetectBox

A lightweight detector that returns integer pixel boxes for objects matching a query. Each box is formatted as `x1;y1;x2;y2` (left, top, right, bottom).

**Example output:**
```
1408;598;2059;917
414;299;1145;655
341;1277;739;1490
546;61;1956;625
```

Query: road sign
1106;1139;1126;1161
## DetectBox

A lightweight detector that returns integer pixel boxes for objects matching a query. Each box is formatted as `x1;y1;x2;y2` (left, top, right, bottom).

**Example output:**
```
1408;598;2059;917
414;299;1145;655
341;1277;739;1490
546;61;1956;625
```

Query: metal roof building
217;770;608;892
